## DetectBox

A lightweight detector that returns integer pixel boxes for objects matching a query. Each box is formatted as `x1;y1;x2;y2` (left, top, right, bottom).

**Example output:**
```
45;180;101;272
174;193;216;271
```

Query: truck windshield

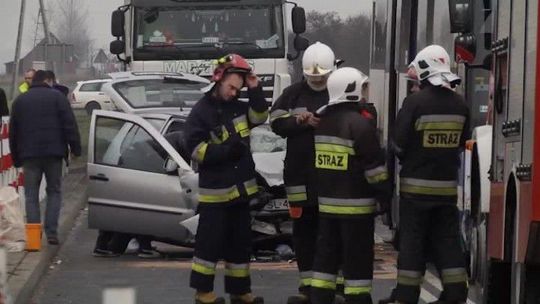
133;5;285;60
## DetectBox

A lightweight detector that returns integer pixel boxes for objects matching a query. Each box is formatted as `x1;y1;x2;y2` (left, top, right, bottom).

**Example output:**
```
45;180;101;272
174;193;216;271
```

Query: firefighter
310;67;392;304
185;54;268;304
381;45;470;304
270;42;337;304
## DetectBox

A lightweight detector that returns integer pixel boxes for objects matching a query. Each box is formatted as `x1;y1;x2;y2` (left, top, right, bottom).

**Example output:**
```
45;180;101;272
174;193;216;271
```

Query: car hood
252;151;285;187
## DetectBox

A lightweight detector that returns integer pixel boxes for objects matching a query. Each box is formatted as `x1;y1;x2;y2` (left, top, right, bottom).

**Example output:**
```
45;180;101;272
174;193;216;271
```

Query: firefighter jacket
270;81;329;207
185;86;269;205
314;103;392;218
394;85;470;203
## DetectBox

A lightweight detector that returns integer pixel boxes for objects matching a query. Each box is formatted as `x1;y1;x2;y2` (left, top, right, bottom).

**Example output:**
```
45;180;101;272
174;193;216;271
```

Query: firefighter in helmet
310;67;392;304
270;42;342;304
380;45;470;304
185;54;268;304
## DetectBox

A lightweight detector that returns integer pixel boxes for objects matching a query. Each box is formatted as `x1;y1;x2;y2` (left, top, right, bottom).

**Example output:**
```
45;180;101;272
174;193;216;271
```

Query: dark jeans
23;157;63;238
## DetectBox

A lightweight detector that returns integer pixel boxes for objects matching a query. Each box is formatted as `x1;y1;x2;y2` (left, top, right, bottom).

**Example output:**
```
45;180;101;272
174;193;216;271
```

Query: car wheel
86;101;101;115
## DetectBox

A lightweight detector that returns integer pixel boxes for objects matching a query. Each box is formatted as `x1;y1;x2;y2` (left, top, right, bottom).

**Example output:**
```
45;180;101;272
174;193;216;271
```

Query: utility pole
10;0;27;100
38;0;56;73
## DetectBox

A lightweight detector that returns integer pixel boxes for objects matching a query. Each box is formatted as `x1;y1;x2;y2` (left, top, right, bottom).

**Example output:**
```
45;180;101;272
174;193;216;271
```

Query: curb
13;167;87;304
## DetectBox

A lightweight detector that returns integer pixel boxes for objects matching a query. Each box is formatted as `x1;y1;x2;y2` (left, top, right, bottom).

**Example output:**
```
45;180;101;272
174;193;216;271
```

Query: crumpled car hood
252;151;285;187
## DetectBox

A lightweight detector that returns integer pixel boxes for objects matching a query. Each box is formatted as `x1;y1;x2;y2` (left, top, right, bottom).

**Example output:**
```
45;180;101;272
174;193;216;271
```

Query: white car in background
70;79;115;115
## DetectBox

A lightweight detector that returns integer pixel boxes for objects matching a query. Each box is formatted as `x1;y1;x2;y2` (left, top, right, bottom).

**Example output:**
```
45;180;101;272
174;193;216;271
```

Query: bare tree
289;11;372;82
49;0;93;63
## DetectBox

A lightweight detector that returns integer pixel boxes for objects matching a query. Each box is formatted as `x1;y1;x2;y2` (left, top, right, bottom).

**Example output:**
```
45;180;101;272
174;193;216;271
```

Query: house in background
4;33;76;76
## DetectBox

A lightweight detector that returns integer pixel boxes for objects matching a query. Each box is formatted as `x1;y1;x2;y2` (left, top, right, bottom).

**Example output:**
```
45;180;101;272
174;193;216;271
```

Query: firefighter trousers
190;202;252;295
311;215;374;304
293;206;319;294
395;199;468;303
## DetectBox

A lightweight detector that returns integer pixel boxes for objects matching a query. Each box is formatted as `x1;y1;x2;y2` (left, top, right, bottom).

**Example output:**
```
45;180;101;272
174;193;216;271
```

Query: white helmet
316;67;368;115
409;45;460;87
302;42;336;77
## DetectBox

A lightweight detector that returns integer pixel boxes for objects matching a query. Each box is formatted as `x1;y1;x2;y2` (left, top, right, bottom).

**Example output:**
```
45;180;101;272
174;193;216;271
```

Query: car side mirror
164;158;179;174
294;36;309;52
111;9;125;37
110;40;125;55
291;6;306;34
449;0;473;33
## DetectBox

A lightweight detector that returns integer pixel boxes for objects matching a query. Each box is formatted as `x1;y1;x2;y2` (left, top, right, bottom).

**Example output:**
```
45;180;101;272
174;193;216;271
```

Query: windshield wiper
217;42;262;50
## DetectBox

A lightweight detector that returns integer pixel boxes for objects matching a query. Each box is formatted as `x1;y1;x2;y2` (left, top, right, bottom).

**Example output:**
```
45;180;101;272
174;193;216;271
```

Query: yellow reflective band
248;108;269;124
192;263;216;275
245;180;259;196
270;111;291;123
344;286;372;295
315;143;355;155
336;276;345;285
441;273;468;284
300;278;312;287
225;268;250;278
311;279;337;290
319;205;376;215
234;115;250;138
366;172;389;184
423;130;461;148
18;82;29;93
315;151;349;171
397;276;423;286
210;126;230;144
400;185;457;196
199;188;240;203
192;142;209;163
287;192;307;202
416;121;465;131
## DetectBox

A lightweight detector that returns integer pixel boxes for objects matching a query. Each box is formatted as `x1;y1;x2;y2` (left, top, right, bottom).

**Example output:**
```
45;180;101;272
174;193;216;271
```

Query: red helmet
211;54;252;82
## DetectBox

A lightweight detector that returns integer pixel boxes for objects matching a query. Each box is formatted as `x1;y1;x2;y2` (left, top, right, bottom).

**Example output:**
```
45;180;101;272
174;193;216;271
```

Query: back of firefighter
311;67;392;304
270;42;335;304
384;45;470;304
185;54;268;304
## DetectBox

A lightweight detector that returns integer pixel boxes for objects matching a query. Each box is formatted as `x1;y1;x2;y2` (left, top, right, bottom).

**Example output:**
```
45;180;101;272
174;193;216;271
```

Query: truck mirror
448;0;473;33
111;9;125;37
292;6;306;34
110;40;125;55
294;36;309;52
454;33;476;64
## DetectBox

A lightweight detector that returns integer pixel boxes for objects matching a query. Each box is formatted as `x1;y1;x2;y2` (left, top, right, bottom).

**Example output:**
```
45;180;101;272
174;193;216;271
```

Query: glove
227;137;247;161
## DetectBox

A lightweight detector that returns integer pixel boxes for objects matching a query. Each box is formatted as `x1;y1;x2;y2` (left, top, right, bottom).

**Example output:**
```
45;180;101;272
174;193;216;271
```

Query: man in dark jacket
380;45;470;304
270;42;336;304
185;54;268;304
9;70;81;245
0;88;8;116
310;67;392;304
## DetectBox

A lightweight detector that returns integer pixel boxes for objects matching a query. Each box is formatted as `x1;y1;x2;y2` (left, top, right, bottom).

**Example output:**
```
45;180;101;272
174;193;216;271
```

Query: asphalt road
30;211;481;304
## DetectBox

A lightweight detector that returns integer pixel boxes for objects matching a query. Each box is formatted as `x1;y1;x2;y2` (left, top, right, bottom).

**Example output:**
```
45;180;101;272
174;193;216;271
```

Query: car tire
86;101;101;115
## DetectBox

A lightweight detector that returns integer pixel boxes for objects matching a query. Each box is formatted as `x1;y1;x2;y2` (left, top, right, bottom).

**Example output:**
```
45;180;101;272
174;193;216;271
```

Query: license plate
263;199;289;211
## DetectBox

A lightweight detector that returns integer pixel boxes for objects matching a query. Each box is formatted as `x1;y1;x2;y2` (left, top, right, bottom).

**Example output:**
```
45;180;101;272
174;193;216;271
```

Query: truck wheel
86;101;101;115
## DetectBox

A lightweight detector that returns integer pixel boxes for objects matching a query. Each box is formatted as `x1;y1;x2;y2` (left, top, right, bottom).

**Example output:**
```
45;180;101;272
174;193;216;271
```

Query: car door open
87;110;196;245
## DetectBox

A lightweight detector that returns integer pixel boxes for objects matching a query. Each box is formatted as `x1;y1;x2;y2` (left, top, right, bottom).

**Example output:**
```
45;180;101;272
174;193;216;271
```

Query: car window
80;82;105;92
166;120;185;133
146;118;166;131
95;117;169;174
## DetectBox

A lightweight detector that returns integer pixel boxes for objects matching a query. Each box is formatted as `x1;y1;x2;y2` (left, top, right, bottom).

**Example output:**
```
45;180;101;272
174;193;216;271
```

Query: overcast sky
0;0;370;74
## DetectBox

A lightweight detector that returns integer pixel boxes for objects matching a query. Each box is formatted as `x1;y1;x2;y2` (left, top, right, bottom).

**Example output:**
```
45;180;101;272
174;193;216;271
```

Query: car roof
76;79;111;84
140;111;190;121
108;71;210;84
